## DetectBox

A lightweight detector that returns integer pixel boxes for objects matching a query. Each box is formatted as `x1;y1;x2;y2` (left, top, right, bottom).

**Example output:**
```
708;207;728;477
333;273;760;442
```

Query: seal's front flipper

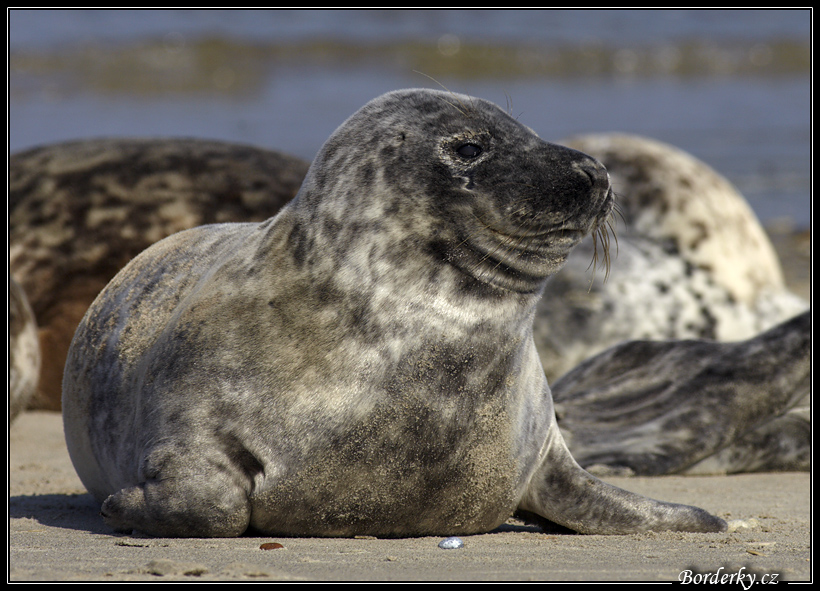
518;426;726;534
552;310;811;475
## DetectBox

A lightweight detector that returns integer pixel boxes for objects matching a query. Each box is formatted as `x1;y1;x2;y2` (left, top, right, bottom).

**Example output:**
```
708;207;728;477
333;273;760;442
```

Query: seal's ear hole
456;143;482;158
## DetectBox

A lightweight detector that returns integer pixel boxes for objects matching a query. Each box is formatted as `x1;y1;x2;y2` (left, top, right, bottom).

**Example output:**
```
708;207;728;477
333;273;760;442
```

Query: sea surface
9;9;811;226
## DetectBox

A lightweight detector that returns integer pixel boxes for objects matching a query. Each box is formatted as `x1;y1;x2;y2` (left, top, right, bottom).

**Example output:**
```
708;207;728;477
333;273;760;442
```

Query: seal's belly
247;411;524;537
249;456;520;537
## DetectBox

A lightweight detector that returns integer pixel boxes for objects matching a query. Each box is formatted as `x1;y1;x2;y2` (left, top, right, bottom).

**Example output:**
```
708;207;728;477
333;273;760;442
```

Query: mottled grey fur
536;134;808;382
62;89;725;537
9;139;309;410
15;132;806;477
553;311;810;476
534;134;810;476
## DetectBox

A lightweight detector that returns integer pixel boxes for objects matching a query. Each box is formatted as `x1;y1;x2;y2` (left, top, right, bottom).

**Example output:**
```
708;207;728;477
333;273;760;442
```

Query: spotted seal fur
62;89;725;537
553;310;810;476
9;139;309;410
533;134;810;476
15;132;807;477
535;133;808;382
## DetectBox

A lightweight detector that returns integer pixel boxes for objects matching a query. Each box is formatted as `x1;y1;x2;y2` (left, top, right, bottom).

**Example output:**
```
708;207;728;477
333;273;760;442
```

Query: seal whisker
587;228;600;279
600;223;612;281
606;217;620;258
412;70;474;117
610;196;628;230
585;219;615;284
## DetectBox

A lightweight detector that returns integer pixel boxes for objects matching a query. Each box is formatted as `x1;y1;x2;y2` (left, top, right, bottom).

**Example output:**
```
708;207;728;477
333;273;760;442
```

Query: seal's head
290;89;614;296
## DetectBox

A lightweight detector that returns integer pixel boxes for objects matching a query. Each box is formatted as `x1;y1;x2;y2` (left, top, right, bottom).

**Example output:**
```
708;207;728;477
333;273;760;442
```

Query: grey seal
63;89;725;537
9;139;309;410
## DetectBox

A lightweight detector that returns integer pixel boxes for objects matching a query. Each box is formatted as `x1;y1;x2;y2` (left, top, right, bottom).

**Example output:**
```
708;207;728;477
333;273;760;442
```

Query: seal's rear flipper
98;444;258;538
517;427;727;534
101;477;252;538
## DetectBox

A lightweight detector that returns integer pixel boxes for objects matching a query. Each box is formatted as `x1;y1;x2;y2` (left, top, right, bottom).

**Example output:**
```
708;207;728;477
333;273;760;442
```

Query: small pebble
259;542;285;550
438;536;464;549
727;518;760;533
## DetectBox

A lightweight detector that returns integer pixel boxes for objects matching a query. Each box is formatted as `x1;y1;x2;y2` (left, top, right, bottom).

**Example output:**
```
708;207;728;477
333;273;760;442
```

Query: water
9;9;811;226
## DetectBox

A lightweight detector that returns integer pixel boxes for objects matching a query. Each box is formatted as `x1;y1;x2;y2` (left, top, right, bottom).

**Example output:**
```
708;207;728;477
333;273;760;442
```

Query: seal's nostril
580;158;607;182
574;159;610;196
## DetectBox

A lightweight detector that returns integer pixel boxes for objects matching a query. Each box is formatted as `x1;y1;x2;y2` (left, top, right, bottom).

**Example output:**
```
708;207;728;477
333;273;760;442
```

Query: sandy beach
8;411;811;582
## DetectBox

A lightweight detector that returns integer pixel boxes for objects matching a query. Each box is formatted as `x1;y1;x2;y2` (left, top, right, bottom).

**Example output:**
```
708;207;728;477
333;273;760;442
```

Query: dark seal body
10;139;309;410
63;89;725;537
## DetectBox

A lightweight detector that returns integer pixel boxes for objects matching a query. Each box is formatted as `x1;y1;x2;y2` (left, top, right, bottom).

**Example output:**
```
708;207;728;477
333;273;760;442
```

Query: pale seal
63;89;725;537
9;139;309;410
535;133;809;382
532;134;810;476
9;275;40;423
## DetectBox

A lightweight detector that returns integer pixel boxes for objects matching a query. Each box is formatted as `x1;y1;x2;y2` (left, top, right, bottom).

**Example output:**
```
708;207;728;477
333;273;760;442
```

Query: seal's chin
451;227;587;293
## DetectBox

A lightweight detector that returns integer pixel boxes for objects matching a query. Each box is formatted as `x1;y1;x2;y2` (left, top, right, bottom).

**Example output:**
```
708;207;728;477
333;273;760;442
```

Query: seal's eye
456;143;482;159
